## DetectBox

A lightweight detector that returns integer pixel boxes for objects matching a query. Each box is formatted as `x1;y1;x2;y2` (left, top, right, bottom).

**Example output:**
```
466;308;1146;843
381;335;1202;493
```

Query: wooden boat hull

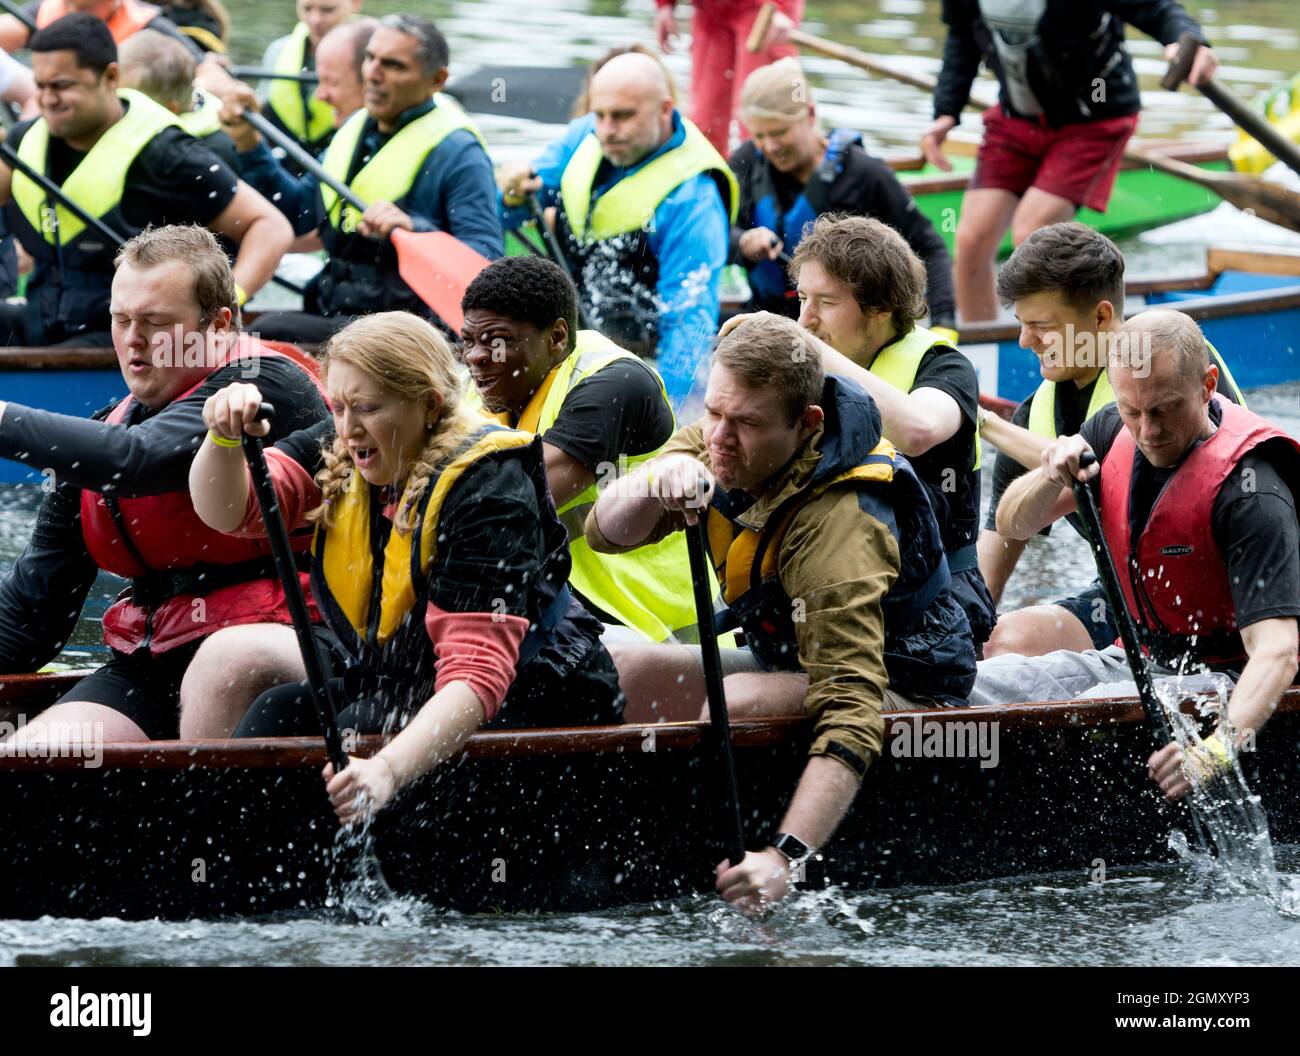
1;690;1297;919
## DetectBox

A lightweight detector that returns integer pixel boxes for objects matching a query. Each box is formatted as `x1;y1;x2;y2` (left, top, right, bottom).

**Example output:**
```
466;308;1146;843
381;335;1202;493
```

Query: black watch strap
773;832;814;863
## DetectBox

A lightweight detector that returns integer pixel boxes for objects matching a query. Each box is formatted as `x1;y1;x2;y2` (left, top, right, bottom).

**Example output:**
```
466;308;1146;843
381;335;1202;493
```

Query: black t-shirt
539;356;674;474
1080;399;1300;634
0;355;327;671
7;114;238;237
892;342;981;554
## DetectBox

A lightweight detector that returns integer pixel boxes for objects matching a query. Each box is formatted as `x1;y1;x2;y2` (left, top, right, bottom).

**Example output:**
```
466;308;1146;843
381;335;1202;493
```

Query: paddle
0;142;307;298
524;190;591;329
1070;450;1210;852
232;65;587;126
231;67;319;84
243;108;489;332
745;3;1300;234
685;510;746;870
1162;32;1300;183
0;0;36;33
240;402;396;900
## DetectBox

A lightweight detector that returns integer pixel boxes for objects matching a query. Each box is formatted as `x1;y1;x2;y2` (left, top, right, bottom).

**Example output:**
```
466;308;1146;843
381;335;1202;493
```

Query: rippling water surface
3;0;1300;966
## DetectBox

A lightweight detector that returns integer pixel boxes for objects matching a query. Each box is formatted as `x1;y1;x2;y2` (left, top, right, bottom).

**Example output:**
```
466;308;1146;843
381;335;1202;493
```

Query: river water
3;0;1300;967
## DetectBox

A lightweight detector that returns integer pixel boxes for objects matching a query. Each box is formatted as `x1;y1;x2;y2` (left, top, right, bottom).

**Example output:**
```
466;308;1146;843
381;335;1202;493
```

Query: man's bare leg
1009;187;1077;247
954;188;1019;322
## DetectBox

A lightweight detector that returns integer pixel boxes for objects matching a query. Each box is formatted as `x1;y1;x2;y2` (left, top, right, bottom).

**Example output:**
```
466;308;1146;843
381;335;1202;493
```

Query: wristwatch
772;832;815;864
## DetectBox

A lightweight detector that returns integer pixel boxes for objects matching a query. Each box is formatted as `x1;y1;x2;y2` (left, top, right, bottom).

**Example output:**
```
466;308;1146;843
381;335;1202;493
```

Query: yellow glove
932;326;960;348
1182;728;1233;783
235;283;249;308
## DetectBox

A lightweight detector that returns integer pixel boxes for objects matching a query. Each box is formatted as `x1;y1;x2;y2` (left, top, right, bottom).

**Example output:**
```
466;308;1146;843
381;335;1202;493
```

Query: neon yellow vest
465;331;699;641
868;324;982;470
558;116;739;241
316;426;535;647
1028;372;1114;438
320;95;487;235
1027;339;1246;438
266;21;334;145
12;89;179;245
178;89;224;139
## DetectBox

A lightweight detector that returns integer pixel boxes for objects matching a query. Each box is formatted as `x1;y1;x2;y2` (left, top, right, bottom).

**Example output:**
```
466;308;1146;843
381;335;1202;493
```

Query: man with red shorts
921;1;1218;323
655;0;802;156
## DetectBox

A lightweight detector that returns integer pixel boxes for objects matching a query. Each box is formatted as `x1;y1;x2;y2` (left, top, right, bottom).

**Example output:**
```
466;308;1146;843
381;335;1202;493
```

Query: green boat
506;141;1229;261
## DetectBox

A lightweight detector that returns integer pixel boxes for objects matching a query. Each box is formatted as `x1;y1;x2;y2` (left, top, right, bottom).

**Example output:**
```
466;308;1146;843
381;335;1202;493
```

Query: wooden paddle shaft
685;515;746;867
244;109;369;214
747;2;961;100
1162;31;1300;181
241;406;350;773
0;0;36;32
232;66;319;84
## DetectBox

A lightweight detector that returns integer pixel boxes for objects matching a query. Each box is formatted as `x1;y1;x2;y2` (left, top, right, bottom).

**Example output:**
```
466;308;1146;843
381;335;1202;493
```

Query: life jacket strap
128;550;312;609
516;584;574;669
945;543;978;575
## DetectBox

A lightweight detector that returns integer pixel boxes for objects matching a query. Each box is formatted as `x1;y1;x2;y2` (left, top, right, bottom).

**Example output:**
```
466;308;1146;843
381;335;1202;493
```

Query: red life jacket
36;0;159;41
80;334;324;655
1099;398;1300;667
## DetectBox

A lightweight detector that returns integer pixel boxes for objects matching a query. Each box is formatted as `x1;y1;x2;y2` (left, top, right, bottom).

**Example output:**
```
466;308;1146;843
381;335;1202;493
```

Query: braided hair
309;312;476;533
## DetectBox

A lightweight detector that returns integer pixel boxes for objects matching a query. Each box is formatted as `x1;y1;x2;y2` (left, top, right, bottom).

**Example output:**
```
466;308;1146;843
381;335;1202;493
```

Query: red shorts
970;105;1140;213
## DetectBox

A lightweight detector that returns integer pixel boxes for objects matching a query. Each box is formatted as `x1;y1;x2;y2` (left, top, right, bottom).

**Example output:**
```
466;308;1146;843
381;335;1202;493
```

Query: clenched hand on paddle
218;90;490;332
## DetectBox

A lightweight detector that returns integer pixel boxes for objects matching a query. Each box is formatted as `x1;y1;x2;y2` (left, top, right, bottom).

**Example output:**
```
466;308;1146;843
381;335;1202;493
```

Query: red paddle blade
391;230;491;333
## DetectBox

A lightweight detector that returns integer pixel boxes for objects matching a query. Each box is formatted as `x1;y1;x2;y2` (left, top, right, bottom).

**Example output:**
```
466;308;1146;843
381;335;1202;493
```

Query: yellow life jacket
266;21;334;146
1028;371;1114;438
465;330;699;641
319;95;486;235
868;324;982;470
178;88;224;139
313;425;535;649
11;89;179;245
558;116;739;242
1028;338;1246;438
707;447;899;605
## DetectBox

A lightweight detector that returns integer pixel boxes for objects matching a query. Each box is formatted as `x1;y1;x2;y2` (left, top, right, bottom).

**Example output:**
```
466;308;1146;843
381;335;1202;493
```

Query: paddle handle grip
685;512;746;868
241;403;349;772
243;110;369;215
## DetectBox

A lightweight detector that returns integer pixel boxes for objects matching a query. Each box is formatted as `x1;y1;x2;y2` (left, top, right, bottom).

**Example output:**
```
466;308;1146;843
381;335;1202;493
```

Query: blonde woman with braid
184;312;624;824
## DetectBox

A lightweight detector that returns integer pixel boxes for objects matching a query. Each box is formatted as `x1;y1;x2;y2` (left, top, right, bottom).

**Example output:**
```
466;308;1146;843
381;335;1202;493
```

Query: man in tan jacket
587;312;975;911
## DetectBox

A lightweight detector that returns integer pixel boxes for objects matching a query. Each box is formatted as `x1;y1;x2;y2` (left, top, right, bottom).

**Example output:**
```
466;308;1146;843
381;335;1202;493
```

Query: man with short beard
587;312;974;909
0;224;326;748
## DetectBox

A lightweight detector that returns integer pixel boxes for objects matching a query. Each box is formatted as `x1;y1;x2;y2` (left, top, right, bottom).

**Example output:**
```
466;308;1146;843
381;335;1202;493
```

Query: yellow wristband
235;284;249;308
208;430;241;448
1184;728;1233;782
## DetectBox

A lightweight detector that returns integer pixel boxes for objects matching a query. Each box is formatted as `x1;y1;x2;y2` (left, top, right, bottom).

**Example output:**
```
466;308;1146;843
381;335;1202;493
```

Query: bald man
499;50;737;409
974;309;1300;801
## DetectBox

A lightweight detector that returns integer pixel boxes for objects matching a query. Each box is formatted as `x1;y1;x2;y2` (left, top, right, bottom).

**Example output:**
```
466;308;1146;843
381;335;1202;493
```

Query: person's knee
955;212;1001;264
715;672;805;718
984;606;1086;658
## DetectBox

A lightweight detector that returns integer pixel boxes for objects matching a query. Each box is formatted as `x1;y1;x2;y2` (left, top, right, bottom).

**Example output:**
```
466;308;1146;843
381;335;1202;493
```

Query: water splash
323;811;421;928
1156;675;1281;907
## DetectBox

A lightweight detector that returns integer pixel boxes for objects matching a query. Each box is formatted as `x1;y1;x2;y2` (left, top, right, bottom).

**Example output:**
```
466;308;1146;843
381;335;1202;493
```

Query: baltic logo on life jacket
1160;545;1194;556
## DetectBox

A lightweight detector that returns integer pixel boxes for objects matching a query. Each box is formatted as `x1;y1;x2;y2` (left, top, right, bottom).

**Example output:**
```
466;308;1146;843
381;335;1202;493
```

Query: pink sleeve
231;447;322;538
425;602;529;722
